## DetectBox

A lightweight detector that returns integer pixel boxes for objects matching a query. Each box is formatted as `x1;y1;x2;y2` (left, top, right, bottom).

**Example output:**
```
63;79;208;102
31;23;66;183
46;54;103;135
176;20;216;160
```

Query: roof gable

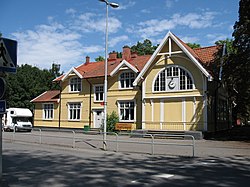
133;31;213;86
61;67;83;81
30;90;60;103
110;59;139;77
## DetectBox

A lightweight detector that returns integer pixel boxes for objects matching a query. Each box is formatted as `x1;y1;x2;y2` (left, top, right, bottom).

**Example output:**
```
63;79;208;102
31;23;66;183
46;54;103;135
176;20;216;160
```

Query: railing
144;121;204;131
4;129;195;157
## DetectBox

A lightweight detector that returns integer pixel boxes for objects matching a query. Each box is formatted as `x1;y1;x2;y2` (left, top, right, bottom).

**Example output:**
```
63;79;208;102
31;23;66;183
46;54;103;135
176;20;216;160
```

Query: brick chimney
122;46;131;61
85;56;90;64
108;52;117;60
131;51;138;58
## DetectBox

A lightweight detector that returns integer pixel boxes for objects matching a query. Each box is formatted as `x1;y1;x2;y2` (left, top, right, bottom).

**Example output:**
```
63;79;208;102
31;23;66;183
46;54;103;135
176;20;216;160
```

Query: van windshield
13;117;30;123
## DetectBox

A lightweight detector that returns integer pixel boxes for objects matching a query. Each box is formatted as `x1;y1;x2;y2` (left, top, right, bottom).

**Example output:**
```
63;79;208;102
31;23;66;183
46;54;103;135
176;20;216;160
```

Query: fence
3;129;195;157
144;121;204;131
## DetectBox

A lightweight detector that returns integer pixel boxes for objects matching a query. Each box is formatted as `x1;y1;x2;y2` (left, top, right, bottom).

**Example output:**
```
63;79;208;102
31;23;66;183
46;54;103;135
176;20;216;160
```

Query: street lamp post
99;0;119;150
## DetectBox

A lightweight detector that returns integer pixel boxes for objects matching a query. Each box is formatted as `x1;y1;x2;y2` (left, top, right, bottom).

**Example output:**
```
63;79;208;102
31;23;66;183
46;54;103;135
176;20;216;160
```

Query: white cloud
66;8;76;15
133;11;217;39
141;9;151;14
118;1;136;10
82;45;103;53
165;0;178;8
12;22;83;71
109;35;129;47
73;13;122;33
206;33;228;44
180;36;200;44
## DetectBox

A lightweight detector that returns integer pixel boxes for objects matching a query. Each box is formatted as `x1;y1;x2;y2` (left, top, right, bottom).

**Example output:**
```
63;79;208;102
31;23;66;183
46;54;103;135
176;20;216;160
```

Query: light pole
99;0;119;150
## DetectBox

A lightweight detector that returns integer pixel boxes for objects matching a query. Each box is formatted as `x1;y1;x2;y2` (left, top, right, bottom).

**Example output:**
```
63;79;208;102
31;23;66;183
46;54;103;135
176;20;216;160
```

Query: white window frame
43;103;54;120
69;77;82;92
119;71;135;89
152;65;194;93
94;84;104;102
68;102;82;121
118;100;136;122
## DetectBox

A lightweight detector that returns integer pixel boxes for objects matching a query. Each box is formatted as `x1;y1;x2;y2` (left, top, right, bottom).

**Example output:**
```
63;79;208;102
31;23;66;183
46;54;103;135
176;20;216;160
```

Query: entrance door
94;110;104;128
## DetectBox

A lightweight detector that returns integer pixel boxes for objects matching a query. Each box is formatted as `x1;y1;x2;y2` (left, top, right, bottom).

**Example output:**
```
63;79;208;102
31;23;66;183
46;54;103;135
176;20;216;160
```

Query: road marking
153;174;174;179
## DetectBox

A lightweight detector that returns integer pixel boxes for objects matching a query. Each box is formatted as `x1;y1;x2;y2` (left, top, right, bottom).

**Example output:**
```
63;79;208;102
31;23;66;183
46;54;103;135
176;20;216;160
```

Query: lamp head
109;2;119;8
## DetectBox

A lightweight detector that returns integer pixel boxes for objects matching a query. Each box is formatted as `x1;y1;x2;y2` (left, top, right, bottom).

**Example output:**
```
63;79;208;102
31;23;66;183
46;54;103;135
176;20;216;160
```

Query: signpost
0;37;17;182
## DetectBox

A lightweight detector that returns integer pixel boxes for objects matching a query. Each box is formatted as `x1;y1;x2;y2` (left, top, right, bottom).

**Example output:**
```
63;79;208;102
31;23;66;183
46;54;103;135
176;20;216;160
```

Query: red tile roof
31;90;60;103
53;40;219;82
193;45;221;66
54;55;151;81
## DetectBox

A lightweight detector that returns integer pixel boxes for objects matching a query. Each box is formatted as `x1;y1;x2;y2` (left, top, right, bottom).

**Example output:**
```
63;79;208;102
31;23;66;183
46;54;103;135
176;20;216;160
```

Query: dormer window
119;71;135;89
154;66;194;92
69;77;82;92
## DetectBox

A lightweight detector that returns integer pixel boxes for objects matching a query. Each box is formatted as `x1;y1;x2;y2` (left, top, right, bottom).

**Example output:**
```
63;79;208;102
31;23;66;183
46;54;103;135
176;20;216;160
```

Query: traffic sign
0;37;17;73
0;78;5;99
0;100;6;114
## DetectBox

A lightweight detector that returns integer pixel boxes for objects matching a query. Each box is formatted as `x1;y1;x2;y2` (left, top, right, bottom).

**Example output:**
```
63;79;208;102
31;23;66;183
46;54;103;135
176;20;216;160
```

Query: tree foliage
5;64;61;111
186;43;201;49
222;0;250;121
106;111;119;132
95;56;105;62
131;39;158;55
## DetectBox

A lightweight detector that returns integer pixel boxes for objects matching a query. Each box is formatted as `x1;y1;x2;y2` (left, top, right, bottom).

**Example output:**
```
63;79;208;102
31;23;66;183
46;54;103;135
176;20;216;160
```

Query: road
2;131;250;187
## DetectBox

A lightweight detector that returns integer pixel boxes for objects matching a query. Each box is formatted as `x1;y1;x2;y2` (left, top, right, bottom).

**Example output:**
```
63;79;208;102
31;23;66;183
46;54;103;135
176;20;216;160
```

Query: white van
3;108;33;132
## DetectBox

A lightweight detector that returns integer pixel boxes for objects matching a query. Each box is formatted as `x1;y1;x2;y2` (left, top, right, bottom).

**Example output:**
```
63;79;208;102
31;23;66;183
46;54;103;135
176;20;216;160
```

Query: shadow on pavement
2;145;250;187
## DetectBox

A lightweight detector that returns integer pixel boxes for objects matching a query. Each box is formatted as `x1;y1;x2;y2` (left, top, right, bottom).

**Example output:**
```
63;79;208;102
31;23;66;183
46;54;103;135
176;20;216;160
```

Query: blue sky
1;0;239;72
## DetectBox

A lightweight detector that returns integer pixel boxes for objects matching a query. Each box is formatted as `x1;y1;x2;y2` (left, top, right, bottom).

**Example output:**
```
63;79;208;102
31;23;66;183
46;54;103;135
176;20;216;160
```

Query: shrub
107;111;119;132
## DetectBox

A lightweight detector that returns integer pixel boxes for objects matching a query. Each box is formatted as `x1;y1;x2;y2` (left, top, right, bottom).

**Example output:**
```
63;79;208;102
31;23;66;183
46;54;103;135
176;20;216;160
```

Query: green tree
186;43;201;49
223;0;250;122
106;111;119;132
5;64;62;111
131;39;158;55
95;56;105;62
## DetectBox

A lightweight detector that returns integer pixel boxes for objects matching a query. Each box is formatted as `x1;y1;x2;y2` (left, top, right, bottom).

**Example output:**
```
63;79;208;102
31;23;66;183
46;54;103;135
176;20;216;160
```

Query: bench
115;123;132;131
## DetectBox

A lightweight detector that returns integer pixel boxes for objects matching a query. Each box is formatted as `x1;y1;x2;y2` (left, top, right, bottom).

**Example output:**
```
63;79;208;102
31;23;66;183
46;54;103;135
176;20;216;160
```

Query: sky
1;0;239;72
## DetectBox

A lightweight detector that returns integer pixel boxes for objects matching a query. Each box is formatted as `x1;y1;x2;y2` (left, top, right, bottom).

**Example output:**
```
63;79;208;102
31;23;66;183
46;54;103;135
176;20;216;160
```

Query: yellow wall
33;71;142;129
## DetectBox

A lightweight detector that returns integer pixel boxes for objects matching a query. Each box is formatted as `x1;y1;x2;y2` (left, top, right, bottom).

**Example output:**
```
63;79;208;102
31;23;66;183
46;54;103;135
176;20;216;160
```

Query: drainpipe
86;79;92;127
58;80;62;130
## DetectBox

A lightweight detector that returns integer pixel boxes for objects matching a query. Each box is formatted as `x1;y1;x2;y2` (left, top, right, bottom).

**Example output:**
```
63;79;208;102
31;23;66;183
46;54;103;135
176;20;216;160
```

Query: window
94;85;104;102
68;103;81;120
69;77;81;92
218;99;227;121
154;66;193;92
119;101;135;122
120;71;135;89
43;104;54;120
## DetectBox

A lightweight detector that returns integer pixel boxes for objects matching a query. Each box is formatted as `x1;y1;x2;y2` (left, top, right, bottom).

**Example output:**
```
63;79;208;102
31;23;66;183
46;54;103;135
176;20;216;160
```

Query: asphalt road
2;131;250;187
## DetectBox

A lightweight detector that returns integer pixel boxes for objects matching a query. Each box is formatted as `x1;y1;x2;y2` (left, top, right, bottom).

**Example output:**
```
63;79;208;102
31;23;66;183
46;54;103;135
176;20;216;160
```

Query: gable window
68;103;81;120
120;71;135;89
94;85;104;102
154;66;193;92
69;77;81;92
43;103;54;120
118;101;135;122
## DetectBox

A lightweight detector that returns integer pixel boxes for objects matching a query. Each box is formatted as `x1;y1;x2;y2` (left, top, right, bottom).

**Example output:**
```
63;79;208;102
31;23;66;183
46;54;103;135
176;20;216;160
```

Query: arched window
154;66;193;92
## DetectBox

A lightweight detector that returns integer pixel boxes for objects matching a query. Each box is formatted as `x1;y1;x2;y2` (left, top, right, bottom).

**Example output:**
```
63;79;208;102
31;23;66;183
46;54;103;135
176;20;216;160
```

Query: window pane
155;66;193;92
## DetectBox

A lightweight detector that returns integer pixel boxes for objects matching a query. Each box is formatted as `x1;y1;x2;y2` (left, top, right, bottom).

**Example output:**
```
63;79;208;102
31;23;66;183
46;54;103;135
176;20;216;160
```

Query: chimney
122;46;131;61
85;56;90;64
108;51;117;60
131;51;138;58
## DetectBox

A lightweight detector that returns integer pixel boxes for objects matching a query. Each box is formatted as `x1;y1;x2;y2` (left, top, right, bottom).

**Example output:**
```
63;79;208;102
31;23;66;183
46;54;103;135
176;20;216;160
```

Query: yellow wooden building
31;31;231;132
